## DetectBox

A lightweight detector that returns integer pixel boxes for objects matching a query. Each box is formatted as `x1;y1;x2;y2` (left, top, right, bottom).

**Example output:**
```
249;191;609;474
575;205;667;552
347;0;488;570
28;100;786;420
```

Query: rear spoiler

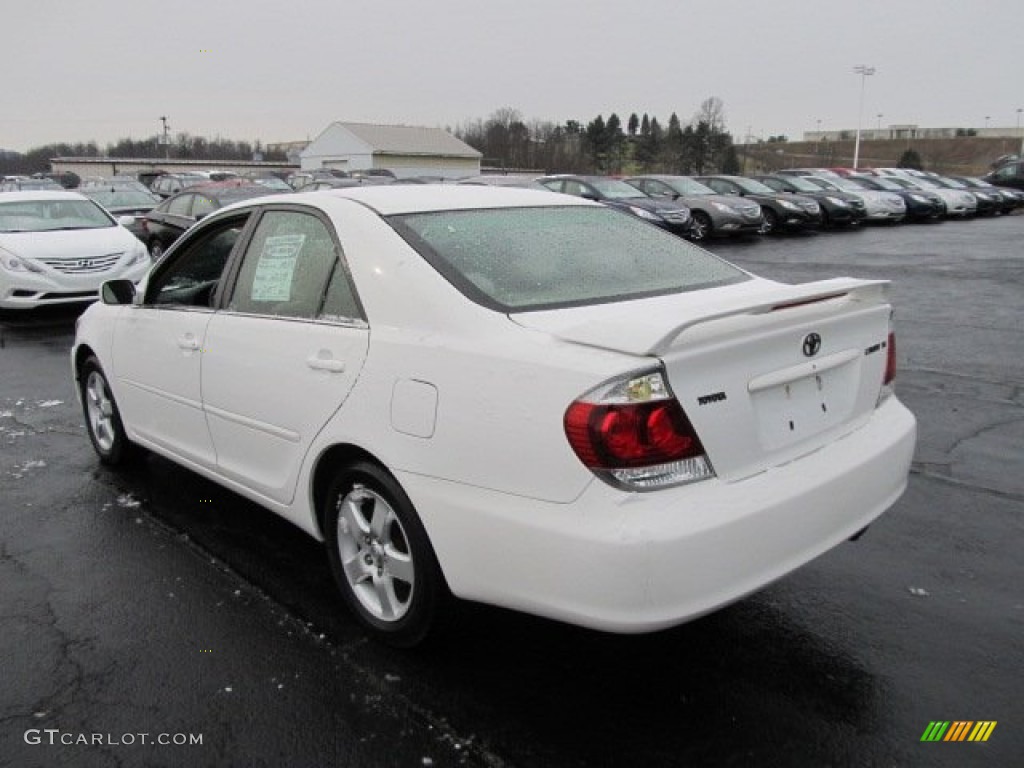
643;278;890;355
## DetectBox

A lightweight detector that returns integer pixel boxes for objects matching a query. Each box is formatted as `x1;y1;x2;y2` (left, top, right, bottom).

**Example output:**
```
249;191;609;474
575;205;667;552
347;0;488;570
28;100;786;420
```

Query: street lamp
1017;108;1022;156
852;65;876;169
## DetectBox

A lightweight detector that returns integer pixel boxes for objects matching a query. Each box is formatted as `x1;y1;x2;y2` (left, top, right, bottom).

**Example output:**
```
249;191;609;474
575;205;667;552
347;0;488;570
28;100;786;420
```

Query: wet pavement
1;214;1022;767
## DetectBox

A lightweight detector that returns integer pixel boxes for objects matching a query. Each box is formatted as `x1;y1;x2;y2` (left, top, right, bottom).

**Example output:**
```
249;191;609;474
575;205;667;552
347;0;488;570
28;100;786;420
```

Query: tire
324;461;446;647
819;208;831;229
759;207;778;235
148;239;165;262
80;356;134;466
690;211;712;242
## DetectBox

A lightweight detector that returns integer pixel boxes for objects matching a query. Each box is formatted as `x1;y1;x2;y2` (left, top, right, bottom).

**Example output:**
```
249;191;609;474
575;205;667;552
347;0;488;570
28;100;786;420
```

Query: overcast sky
3;0;1022;152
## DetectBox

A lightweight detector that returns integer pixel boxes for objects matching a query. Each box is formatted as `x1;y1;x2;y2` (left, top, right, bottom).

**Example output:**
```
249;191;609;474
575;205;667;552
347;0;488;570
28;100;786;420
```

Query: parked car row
462;167;1021;242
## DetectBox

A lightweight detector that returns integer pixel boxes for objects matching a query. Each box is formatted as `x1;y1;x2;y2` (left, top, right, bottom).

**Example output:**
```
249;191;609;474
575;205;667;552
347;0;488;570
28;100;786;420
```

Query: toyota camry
72;186;916;646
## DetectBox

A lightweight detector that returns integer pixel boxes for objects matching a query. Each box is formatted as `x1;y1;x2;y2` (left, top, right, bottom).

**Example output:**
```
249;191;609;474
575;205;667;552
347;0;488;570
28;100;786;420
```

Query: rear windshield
389;205;748;312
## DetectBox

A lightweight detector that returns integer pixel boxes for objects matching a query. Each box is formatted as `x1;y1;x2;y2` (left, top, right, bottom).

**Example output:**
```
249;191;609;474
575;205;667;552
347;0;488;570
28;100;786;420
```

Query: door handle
306;355;345;373
177;335;200;351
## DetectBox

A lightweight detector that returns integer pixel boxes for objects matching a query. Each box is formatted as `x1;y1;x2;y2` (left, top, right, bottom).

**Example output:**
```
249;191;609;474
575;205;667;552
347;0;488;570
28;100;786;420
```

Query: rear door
202;206;369;505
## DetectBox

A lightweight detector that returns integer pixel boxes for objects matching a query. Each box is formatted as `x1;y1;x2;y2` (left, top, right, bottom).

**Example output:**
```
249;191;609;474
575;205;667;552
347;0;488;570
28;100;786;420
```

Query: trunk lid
512;277;893;481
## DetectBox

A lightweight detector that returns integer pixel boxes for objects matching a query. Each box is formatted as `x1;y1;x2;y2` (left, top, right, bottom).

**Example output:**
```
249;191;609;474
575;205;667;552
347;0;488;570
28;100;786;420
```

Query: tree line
3;98;739;177
454;98;740;175
0;134;286;175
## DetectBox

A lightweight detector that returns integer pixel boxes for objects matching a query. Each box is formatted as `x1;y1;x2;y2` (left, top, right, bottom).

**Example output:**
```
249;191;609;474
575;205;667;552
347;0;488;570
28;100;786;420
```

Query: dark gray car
623;175;764;241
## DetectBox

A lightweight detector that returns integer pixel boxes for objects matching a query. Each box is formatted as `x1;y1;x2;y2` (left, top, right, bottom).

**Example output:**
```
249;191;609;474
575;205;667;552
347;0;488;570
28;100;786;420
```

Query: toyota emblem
802;333;822;357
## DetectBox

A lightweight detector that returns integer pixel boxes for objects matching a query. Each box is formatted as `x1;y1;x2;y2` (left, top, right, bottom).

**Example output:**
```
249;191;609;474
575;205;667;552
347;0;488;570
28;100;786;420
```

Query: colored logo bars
921;721;997;742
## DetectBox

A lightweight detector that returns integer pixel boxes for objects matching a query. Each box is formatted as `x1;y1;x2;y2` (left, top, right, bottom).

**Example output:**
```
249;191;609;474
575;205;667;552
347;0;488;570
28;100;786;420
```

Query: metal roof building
299;122;481;179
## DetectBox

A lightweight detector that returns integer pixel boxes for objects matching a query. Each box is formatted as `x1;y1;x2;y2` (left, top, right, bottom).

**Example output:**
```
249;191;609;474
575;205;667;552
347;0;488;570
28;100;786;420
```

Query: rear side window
166;194;193;216
390;206;747;312
228;210;342;320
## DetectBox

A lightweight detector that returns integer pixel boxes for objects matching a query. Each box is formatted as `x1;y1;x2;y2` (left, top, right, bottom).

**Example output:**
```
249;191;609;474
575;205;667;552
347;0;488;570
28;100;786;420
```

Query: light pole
852;65;876;169
1017;108;1022;156
159;116;171;159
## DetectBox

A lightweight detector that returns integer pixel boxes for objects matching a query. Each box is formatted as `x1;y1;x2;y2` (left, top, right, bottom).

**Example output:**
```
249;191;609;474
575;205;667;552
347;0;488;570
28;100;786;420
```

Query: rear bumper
403;396;917;633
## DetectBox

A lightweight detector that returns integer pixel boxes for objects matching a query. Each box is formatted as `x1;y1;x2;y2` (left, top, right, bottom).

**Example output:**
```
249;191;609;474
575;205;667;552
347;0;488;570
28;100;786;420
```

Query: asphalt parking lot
1;215;1021;767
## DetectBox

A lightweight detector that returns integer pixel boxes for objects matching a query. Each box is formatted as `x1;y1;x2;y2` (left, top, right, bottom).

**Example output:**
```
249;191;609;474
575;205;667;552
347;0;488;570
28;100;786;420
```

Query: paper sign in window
251;234;306;301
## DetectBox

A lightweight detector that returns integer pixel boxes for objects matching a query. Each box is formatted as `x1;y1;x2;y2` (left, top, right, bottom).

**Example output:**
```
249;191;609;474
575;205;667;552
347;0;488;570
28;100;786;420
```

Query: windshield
0;199;114;232
82;188;160;207
802;178;834;191
864;177;901;191
886;178;918;190
780;177;820;193
662;178;715;195
844;177;879;190
250;177;292;191
732;178;777;195
822;178;865;192
390;206;748;312
934;177;965;189
588;178;648;199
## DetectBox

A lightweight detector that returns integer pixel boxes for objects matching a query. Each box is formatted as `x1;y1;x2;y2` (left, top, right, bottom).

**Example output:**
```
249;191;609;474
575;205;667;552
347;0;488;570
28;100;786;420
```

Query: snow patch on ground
10;459;46;479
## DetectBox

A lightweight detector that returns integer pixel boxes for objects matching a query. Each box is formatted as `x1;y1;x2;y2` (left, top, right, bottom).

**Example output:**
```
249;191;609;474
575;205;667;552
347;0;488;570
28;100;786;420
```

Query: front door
111;213;252;468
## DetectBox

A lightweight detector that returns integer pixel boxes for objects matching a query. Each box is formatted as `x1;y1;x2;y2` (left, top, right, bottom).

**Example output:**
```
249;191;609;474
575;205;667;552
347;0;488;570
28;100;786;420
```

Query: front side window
146;215;249;307
390;205;747;312
227;210;343;320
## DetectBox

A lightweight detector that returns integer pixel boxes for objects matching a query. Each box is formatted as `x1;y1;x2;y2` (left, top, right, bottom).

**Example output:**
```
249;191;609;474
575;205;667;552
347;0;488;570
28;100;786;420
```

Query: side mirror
116;215;136;228
101;279;136;306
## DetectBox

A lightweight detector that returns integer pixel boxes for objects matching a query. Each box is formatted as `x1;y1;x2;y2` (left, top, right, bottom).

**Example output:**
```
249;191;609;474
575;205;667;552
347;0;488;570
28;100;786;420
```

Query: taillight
884;331;896;385
564;370;715;490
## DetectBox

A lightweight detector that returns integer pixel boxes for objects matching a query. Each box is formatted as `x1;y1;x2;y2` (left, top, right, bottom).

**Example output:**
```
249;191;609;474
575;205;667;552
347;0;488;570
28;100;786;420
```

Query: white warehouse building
299;122;481;179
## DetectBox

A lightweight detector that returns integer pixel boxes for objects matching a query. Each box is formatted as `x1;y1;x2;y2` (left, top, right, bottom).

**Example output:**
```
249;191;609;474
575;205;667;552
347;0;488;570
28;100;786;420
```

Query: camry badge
802;333;822;357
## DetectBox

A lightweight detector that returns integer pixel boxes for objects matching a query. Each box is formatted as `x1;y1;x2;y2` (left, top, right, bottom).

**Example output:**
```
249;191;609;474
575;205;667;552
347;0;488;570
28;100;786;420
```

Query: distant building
49;157;296;180
266;141;310;164
803;124;1024;142
300;122;481;178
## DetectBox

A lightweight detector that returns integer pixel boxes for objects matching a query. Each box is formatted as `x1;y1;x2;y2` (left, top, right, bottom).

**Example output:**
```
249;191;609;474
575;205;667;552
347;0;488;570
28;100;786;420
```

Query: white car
803;176;907;222
885;176;978;217
72;186;917;646
0;191;150;310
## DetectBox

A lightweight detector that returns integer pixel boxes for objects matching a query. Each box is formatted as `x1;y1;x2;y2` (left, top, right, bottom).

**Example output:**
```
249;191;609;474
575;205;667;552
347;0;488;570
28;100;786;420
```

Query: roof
321;122;481;159
291;184;588;216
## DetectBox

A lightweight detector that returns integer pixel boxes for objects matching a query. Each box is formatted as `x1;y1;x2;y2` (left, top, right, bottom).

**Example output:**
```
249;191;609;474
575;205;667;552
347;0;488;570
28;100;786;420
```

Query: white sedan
72;186;916;646
0;191;150;310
